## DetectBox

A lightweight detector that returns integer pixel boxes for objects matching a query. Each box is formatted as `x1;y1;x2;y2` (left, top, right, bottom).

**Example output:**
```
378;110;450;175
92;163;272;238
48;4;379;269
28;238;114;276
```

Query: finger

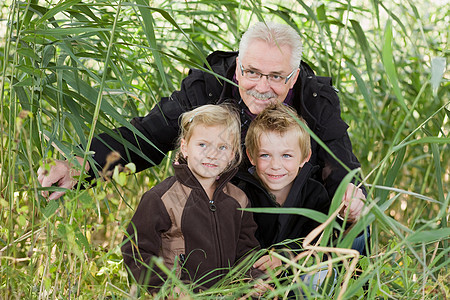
47;177;75;200
40;173;57;189
48;191;66;201
37;167;44;177
41;190;49;198
349;200;363;220
253;256;268;269
59;176;76;190
37;173;43;184
354;200;364;217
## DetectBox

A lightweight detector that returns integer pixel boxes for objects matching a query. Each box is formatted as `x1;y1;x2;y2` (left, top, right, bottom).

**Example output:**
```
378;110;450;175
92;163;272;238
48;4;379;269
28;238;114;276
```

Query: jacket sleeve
235;201;265;279
235;200;260;259
86;68;217;180
121;190;172;291
309;83;364;197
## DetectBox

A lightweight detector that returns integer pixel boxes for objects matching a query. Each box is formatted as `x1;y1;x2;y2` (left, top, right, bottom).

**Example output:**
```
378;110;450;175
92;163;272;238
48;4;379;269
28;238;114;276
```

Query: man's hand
253;254;282;273
341;183;365;222
37;156;89;200
251;278;272;296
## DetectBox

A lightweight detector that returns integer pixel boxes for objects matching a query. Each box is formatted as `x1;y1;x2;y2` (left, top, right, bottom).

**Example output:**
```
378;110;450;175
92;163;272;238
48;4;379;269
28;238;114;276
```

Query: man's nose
254;76;272;92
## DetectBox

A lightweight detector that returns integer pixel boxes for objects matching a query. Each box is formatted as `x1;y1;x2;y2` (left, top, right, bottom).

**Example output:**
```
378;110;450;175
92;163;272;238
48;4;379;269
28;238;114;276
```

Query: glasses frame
239;62;297;84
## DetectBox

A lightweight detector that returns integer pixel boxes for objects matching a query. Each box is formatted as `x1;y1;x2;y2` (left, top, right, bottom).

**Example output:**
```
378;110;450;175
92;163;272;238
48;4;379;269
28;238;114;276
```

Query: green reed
0;0;448;298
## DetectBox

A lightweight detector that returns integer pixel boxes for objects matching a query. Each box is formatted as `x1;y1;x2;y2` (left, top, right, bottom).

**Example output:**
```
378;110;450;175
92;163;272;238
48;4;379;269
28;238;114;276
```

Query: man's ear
246;149;255;166
299;149;312;168
289;68;300;89
235;57;240;78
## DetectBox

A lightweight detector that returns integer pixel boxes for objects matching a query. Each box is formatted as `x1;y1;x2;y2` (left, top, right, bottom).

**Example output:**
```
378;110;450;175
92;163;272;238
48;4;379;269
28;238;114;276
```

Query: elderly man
38;21;366;242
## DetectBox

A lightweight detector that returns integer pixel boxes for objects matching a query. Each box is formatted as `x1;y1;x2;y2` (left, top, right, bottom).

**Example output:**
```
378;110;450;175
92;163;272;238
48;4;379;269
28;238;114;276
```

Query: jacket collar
173;160;238;193
235;162;318;201
283;162;317;208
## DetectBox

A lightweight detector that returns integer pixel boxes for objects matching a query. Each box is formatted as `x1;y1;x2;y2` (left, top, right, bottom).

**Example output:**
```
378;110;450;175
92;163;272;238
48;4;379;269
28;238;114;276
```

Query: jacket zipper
208;193;223;277
202;172;236;278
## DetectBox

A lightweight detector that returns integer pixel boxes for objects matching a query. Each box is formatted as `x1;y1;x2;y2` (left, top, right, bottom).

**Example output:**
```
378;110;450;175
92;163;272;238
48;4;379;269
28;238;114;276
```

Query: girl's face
181;124;235;186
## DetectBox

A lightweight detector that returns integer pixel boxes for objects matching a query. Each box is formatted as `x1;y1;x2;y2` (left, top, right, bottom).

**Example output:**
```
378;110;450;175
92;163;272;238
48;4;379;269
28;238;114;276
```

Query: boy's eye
282;154;292;158
218;145;228;151
198;143;206;147
259;154;269;158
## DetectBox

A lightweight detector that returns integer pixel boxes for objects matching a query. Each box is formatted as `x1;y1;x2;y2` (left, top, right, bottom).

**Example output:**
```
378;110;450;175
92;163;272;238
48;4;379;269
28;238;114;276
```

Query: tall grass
1;0;448;298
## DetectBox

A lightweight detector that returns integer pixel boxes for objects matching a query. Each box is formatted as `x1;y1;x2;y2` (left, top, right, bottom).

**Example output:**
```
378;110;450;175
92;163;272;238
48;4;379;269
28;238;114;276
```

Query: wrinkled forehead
239;41;293;71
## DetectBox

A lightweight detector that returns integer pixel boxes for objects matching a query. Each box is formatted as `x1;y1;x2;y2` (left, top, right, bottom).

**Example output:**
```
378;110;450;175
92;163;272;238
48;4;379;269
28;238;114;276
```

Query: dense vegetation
1;0;448;298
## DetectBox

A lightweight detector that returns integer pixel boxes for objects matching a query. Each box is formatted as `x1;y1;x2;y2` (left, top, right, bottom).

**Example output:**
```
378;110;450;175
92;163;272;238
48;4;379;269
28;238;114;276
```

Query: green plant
1;0;448;298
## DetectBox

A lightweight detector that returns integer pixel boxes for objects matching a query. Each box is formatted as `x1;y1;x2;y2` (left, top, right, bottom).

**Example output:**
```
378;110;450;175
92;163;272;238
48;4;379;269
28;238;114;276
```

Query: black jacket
232;162;330;252
88;51;362;197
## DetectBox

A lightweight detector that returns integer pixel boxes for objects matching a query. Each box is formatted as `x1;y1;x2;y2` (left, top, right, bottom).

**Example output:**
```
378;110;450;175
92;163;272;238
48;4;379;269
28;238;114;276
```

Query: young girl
121;104;262;294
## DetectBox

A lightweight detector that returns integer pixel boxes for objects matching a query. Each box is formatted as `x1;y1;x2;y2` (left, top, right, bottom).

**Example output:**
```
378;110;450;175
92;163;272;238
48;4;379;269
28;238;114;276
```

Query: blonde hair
177;104;242;172
245;104;310;162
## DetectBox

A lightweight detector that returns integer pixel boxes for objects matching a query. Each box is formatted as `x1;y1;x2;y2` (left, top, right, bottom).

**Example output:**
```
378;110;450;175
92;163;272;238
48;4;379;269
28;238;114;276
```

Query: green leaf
75;230;91;254
125;162;136;174
377;146;406;206
244;207;329;224
27;27;111;36
406;228;450;244
350;19;373;78
382;19;408;113
392;137;450;152
134;0;168;90
431;57;446;96
42;200;59;218
112;165;127;186
346;61;382;135
34;0;82;27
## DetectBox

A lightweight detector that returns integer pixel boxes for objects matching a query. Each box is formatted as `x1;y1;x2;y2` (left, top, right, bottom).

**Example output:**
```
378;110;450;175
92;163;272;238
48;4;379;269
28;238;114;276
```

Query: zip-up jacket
232;162;331;252
88;51;362;198
121;162;261;292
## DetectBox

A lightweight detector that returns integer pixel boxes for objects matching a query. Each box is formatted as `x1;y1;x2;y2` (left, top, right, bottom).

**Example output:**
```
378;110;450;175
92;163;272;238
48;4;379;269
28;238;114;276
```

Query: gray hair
238;21;303;70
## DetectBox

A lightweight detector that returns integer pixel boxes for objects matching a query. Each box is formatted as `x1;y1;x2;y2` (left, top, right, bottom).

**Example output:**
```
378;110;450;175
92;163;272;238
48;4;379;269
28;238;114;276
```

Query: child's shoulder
223;182;249;208
142;175;178;198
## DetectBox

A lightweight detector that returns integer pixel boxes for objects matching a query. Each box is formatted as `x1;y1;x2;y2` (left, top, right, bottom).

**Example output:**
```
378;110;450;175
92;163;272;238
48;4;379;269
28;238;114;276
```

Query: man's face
236;40;299;115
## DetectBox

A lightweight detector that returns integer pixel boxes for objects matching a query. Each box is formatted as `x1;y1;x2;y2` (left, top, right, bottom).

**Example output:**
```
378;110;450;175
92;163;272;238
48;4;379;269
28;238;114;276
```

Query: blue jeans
351;226;370;255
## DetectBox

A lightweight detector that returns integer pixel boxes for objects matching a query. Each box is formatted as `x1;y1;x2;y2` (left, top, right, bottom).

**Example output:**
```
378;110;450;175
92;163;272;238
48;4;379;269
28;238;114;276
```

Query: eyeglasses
239;62;296;84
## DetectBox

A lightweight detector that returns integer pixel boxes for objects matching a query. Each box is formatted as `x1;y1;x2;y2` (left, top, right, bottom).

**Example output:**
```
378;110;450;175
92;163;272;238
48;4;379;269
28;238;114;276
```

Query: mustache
246;89;277;100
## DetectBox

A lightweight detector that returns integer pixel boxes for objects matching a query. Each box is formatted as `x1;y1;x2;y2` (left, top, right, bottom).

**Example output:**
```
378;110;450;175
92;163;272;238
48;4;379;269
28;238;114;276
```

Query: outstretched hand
37;156;89;200
341;183;365;222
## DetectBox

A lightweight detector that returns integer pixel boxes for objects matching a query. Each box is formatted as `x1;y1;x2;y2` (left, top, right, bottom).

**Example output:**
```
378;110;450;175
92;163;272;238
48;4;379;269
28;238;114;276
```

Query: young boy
234;104;331;262
121;104;262;294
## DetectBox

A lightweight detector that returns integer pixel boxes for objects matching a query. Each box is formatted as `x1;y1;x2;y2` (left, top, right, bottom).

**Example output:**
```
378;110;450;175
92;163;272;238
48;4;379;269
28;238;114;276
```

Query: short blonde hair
178;104;242;171
245;104;310;162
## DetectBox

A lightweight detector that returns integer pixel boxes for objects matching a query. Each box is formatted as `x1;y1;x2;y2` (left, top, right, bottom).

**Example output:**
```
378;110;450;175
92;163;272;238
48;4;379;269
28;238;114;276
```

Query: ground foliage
0;0;449;298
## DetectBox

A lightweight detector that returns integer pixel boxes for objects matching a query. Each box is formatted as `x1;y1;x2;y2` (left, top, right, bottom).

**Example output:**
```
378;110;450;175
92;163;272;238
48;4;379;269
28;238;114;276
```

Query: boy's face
181;124;235;186
248;128;309;196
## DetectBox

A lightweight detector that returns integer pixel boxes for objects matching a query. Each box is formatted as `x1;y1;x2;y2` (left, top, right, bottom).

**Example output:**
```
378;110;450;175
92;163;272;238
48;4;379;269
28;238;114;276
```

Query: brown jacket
121;162;261;292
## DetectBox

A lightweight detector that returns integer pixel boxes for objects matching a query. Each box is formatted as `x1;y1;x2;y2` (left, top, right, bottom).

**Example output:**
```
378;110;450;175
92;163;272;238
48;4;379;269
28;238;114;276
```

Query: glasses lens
245;70;261;80
268;75;283;83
